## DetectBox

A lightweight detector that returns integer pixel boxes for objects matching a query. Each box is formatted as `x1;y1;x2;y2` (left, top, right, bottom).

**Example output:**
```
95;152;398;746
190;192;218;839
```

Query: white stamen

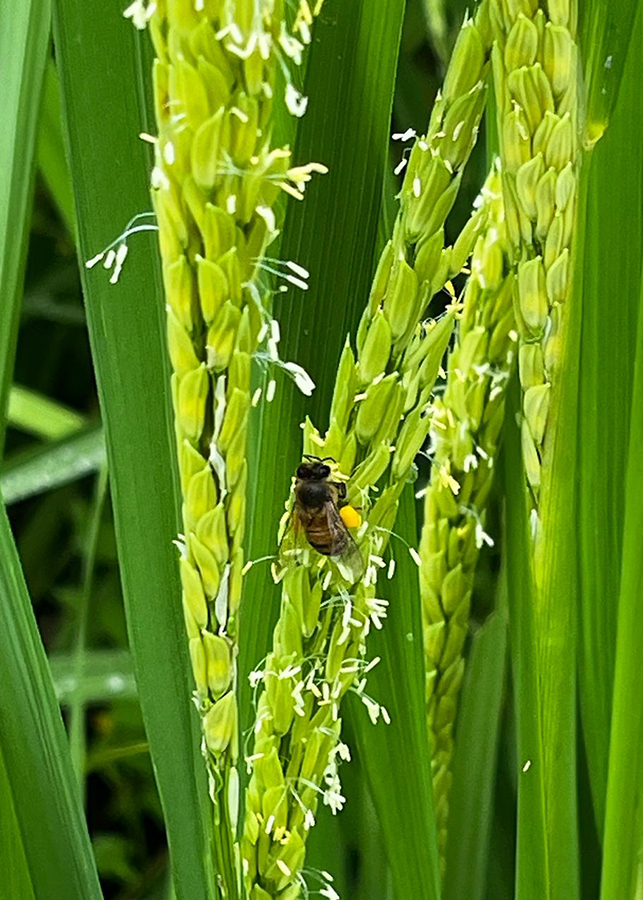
256;205;277;234
392;127;416;141
85;252;105;269
276;860;291;877
266;380;277;403
286;260;310;279
409;547;422;567
109;244;129;284
285;83;309;117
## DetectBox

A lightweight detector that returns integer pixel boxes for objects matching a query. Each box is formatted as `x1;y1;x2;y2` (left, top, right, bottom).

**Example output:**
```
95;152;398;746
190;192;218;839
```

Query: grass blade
444;600;508;900
1;425;105;505
50;648;137;705
503;380;549;900
352;486;441;900
53;5;214;897
577;0;643;835
0;501;102;898
0;0;51;446
8;384;86;439
600;267;643;898
0;743;35;900
37;60;76;236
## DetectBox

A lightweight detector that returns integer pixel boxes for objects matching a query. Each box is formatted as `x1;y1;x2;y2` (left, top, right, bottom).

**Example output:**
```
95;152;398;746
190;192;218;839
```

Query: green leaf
0;742;35;900
8;384;86;439
584;0;642;145
600;268;643;898
577;1;643;837
444;601;508;900
0;0;51;447
50;648;137;705
1;425;105;505
351;486;440;900
503;379;549;900
37;60;76;236
52;4;215;898
0;501;102;898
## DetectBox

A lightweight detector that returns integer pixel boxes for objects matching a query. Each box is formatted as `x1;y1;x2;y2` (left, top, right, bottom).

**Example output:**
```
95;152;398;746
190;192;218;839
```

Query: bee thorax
297;481;330;508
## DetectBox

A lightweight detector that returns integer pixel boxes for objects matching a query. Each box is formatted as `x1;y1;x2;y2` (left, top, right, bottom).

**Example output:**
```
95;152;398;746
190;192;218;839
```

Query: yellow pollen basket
340;505;362;529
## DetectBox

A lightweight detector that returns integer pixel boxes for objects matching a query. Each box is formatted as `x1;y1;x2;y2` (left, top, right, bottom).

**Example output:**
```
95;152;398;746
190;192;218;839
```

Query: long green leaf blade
50;649;137;705
0;0;51;446
444;603;508;900
577;0;643;836
600;267;643;898
504;380;549;900
353;487;440;900
37;60;76;236
52;5;214;898
0;502;102;899
1;426;105;505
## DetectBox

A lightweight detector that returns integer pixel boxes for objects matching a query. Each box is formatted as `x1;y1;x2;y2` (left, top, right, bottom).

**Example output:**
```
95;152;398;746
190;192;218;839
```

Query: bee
279;455;364;583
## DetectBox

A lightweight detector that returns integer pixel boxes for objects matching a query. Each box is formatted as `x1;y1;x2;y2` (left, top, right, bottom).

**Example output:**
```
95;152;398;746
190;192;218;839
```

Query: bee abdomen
308;531;347;557
308;537;333;556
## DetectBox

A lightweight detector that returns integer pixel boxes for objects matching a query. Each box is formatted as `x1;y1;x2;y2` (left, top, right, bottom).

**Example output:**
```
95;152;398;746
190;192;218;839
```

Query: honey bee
279;455;364;583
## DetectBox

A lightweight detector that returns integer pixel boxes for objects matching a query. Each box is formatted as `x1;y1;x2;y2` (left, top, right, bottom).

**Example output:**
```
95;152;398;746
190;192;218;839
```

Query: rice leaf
503;378;549;900
577;1;643;835
37;60;76;237
351;486;441;900
52;4;215;897
444;600;508;900
1;425;105;505
584;0;642;145
8;384;86;439
0;501;102;898
50;648;137;705
600;264;643;898
0;0;51;447
0;743;35;900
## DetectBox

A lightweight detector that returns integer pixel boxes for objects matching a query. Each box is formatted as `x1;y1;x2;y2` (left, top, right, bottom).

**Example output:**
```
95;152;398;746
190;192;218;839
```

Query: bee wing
324;501;365;585
278;502;312;568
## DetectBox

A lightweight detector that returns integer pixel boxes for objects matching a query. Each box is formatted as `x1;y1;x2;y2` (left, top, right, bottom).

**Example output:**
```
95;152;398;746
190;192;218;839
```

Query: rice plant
1;1;643;899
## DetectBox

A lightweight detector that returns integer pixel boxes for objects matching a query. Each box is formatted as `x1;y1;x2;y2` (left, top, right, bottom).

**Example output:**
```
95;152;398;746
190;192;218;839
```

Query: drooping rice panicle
130;2;324;896
489;0;580;546
419;164;515;868
241;9;494;896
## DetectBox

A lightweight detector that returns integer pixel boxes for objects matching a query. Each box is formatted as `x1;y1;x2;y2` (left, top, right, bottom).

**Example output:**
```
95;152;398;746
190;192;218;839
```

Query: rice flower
241;7;493;895
419;164;515;868
489;0;581;535
136;0;324;894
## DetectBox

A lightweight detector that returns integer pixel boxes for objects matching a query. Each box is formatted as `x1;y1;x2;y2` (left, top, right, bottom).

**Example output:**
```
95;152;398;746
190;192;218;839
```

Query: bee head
297;460;331;480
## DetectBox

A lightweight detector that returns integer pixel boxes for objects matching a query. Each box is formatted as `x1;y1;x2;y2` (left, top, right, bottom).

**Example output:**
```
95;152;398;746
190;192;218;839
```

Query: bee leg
333;481;348;503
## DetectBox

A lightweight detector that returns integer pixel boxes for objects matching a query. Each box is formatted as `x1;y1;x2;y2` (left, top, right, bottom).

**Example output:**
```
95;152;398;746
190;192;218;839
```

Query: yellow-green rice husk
489;0;581;553
420;165;515;869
